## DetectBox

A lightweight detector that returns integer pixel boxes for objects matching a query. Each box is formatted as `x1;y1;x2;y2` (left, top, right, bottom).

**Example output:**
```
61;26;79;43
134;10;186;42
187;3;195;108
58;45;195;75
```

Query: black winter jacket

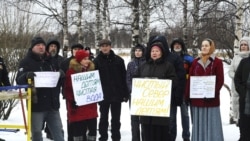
94;50;129;102
148;35;186;106
135;42;177;126
16;49;62;112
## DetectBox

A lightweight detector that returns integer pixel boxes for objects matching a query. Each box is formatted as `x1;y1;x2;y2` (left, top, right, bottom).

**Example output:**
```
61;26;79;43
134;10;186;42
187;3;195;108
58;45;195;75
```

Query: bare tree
77;0;83;44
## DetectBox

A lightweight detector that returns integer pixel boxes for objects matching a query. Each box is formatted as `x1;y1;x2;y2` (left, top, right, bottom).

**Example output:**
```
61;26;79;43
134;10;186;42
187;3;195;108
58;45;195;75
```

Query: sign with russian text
190;75;216;98
130;78;172;117
34;72;60;88
71;70;103;106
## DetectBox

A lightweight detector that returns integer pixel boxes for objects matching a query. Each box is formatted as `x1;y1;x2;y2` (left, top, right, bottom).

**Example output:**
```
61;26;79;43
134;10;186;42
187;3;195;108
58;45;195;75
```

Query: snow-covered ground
0;53;240;141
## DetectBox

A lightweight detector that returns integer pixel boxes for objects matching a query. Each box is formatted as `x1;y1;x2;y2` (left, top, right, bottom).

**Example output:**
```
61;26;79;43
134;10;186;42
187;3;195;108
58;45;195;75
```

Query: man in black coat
43;38;65;140
16;36;64;141
94;39;129;141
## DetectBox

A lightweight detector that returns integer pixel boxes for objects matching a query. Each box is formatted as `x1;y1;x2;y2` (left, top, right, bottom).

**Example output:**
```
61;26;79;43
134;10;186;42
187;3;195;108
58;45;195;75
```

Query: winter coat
148;35;186;106
0;57;11;86
135;43;177;126
185;54;224;107
64;59;98;123
170;37;194;78
126;57;146;94
46;39;64;70
93;50;129;102
16;49;62;112
228;51;250;119
234;57;250;114
61;56;74;73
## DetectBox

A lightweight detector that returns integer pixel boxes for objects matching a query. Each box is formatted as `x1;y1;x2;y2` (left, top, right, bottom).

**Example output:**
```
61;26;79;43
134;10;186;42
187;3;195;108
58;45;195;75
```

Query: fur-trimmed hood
69;58;95;73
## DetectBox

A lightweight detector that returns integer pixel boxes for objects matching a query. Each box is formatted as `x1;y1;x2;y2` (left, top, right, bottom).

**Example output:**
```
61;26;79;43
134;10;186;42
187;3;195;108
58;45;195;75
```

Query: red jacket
64;59;98;123
185;55;224;107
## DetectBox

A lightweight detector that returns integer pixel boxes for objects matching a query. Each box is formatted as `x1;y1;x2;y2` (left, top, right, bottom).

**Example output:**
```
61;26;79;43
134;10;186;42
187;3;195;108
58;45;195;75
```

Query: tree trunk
183;0;188;48
131;0;139;47
192;0;200;57
77;0;83;44
62;0;69;57
141;0;150;44
95;0;102;54
234;0;243;53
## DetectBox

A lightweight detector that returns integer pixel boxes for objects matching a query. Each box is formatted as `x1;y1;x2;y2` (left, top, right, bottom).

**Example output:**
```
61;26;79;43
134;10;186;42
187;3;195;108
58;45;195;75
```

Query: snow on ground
0;53;240;141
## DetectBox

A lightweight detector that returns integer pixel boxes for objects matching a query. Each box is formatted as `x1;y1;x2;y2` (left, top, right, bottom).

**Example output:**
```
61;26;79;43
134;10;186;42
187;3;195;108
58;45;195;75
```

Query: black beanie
31;37;46;49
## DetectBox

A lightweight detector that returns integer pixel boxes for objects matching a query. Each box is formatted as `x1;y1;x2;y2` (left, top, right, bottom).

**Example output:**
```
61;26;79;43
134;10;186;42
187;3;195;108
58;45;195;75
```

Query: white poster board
71;70;103;106
130;78;172;117
34;72;60;88
190;75;216;98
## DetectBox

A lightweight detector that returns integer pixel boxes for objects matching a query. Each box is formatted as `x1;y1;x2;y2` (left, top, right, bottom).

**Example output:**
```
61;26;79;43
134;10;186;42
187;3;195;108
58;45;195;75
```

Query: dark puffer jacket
94;50;129;102
148;35;186;106
16;49;62;112
0;57;11;86
135;42;177;126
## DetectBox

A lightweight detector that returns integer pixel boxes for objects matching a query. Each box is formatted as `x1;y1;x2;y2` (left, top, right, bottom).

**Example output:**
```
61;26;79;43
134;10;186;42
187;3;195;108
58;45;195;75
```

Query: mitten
26;72;36;79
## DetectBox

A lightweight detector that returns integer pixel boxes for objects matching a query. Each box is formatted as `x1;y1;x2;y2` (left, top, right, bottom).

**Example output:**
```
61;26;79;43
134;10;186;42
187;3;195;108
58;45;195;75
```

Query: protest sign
190;75;216;98
34;72;60;88
71;70;103;106
130;78;172;117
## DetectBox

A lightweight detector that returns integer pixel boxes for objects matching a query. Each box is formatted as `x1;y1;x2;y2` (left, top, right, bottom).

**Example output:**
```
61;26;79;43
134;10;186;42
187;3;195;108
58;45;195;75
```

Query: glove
26;72;36;79
59;69;65;78
71;101;78;109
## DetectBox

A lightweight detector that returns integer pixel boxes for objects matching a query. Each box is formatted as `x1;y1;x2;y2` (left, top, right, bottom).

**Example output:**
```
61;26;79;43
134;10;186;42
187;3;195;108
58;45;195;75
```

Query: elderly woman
135;42;177;141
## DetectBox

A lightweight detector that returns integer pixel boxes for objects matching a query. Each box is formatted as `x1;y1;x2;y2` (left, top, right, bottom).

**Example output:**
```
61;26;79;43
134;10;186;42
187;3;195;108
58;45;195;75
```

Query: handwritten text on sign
190;75;216;98
71;70;103;106
130;78;172;117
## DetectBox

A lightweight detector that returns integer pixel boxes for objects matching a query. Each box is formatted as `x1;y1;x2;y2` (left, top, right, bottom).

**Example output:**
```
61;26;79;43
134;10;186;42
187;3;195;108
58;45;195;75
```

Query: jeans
98;101;121;141
170;102;190;140
31;110;64;141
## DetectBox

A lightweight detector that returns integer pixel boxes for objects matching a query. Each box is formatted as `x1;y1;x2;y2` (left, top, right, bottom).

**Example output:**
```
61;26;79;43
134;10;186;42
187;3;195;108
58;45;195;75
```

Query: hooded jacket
46;39;64;70
126;44;146;93
170;38;194;78
135;42;177;126
148;35;186;106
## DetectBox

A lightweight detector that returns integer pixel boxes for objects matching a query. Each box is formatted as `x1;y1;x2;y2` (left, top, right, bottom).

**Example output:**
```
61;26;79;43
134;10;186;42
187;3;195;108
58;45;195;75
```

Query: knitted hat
31;37;46;49
71;43;84;50
75;50;89;63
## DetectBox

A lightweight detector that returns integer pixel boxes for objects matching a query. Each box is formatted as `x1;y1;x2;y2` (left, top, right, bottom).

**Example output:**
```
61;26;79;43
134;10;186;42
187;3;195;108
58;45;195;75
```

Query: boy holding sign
64;50;99;141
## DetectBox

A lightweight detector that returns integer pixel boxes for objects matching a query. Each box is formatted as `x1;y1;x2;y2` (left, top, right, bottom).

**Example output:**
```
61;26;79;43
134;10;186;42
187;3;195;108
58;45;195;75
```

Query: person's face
173;43;182;52
72;48;83;56
48;44;58;57
100;44;111;54
201;40;211;55
80;57;90;68
134;49;143;58
150;47;162;60
32;43;46;55
240;41;249;52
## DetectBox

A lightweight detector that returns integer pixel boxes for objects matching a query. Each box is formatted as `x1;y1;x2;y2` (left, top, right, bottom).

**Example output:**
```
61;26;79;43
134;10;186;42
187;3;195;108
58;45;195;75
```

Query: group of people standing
0;34;250;141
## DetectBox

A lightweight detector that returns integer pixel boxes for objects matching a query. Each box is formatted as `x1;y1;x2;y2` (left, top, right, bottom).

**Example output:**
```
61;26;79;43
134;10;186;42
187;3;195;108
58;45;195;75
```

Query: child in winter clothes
64;50;98;141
